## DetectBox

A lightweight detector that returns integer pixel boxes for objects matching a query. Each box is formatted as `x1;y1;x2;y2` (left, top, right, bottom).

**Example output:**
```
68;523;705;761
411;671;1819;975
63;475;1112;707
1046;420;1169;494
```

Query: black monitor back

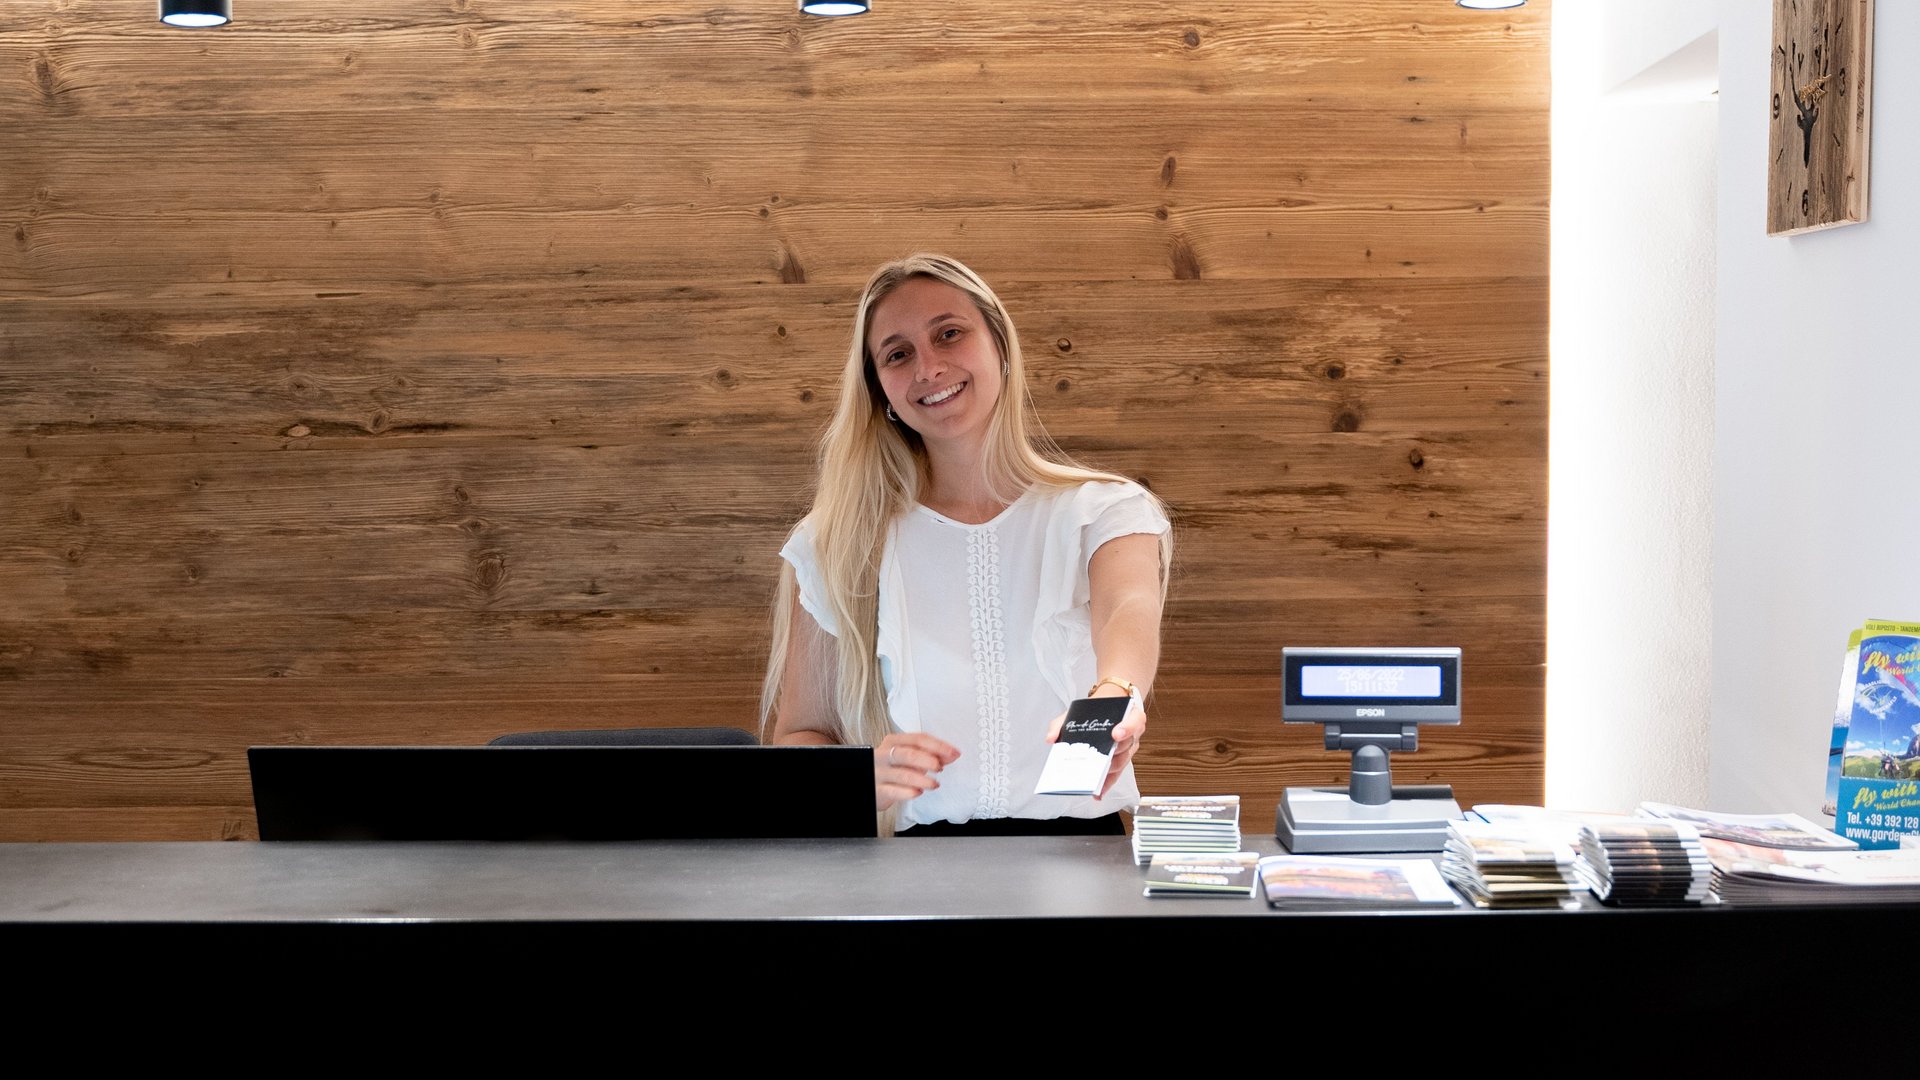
248;746;877;840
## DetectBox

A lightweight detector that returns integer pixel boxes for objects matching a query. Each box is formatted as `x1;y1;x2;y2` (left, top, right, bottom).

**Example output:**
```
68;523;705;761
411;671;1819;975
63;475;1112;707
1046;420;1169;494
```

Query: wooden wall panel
0;0;1549;840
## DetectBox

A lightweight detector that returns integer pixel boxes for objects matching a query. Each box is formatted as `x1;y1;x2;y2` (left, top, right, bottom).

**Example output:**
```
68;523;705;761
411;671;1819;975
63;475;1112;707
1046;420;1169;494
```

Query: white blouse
781;480;1170;828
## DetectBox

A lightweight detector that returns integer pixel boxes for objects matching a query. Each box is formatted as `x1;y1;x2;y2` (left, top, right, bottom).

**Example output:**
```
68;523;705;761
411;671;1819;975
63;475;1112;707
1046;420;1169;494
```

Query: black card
1057;695;1130;753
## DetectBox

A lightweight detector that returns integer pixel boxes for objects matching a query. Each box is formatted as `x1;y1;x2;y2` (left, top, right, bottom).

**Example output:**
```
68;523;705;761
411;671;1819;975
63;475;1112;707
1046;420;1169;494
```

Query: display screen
1300;665;1443;699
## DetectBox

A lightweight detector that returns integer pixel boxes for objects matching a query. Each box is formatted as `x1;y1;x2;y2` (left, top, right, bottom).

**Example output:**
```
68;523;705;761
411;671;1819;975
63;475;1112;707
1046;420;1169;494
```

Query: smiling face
865;275;1006;458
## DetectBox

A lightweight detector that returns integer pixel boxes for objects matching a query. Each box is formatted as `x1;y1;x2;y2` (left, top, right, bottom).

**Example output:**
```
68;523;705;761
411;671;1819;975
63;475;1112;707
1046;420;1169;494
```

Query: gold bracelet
1087;676;1139;699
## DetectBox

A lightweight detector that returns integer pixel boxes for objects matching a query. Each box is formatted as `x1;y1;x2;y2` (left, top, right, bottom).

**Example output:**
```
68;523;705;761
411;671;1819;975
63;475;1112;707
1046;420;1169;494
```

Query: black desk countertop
6;836;1219;924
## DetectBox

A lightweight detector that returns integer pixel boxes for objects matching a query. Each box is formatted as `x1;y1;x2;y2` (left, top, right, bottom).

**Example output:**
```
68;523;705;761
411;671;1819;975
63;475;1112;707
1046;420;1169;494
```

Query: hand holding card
1035;695;1136;797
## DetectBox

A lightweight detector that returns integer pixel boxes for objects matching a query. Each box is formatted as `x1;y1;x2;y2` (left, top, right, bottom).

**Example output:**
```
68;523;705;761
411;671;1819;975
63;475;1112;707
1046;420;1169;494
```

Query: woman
761;253;1171;835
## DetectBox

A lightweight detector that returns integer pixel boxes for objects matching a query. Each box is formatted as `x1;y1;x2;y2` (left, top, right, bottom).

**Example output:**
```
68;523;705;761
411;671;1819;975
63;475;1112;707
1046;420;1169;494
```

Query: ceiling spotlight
159;1;232;27
799;1;870;14
1455;0;1526;9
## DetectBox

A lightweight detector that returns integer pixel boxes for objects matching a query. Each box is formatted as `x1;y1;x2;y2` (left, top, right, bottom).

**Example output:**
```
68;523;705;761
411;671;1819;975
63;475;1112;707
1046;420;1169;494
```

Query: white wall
1711;2;1920;815
1599;0;1720;95
1547;2;1718;810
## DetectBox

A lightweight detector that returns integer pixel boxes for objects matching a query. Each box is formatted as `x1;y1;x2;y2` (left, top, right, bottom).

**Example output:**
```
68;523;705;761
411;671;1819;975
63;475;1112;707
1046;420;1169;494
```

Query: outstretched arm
1049;531;1164;798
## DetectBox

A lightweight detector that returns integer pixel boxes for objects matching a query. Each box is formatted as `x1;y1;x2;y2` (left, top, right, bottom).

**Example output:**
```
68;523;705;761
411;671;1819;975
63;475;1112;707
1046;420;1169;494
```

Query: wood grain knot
1332;410;1360;433
30;55;59;99
799;389;814;403
472;551;508;592
1325;363;1345;380
284;423;311;438
1055;338;1071;352
1408;448;1425;469
1054;379;1071;393
1159;155;1177;187
777;245;806;284
1169;235;1201;280
1182;29;1201;48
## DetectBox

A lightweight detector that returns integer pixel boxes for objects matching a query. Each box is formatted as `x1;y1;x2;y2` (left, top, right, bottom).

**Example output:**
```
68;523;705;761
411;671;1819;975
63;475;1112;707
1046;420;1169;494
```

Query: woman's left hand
1046;695;1145;800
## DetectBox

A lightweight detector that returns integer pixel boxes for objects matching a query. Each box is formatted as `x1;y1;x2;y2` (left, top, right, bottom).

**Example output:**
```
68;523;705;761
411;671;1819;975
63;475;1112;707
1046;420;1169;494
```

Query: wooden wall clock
1769;0;1874;235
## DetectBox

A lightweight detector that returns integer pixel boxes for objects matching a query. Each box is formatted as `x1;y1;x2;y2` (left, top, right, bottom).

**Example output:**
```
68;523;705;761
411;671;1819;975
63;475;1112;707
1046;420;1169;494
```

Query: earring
885;404;898;422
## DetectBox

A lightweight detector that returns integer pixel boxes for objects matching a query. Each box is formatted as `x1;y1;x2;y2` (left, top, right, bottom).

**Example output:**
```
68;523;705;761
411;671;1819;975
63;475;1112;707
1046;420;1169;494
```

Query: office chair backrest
487;726;759;747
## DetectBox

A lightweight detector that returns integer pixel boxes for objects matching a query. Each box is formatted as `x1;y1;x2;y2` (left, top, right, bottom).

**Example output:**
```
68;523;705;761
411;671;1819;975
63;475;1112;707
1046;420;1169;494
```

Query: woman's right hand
874;732;961;811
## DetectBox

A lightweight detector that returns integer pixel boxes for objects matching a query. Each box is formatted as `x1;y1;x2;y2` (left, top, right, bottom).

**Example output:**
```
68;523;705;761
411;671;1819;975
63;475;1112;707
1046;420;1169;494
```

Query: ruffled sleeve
778;520;840;639
1081;481;1172;586
779;517;918;734
1029;481;1171;710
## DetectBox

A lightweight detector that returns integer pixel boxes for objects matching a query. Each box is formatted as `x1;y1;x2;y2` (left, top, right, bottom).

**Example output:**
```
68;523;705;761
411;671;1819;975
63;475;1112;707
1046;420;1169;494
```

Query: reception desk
7;837;1909;1014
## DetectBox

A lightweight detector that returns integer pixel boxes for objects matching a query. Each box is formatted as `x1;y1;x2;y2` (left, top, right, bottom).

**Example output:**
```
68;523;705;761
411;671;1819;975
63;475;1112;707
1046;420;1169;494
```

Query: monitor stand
1275;744;1463;854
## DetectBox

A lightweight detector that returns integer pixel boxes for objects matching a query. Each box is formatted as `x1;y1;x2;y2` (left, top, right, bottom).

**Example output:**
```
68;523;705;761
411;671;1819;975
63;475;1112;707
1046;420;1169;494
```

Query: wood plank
0;106;1546;217
0;594;1541;681
0;429;1541;606
0;668;1541;812
0;456;1540;616
0;204;1544;294
2;278;1544;448
0;277;1547;376
0;534;1540;617
0;807;260;843
0;2;1550;117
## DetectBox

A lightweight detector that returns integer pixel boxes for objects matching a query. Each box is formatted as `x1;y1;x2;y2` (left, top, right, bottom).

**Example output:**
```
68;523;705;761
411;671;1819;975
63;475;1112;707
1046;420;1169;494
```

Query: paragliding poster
1837;620;1920;849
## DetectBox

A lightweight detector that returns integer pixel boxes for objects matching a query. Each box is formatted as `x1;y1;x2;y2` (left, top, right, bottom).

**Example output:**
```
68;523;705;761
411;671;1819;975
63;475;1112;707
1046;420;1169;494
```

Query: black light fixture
799;1;869;15
1455;0;1526;8
159;1;231;27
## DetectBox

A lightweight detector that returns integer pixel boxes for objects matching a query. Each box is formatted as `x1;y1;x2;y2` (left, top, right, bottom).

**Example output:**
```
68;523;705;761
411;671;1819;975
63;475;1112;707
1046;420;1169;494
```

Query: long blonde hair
761;253;1170;751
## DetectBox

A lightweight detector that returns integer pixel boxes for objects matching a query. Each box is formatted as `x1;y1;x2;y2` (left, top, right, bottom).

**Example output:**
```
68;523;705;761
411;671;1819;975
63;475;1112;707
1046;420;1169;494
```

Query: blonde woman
762;254;1171;836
